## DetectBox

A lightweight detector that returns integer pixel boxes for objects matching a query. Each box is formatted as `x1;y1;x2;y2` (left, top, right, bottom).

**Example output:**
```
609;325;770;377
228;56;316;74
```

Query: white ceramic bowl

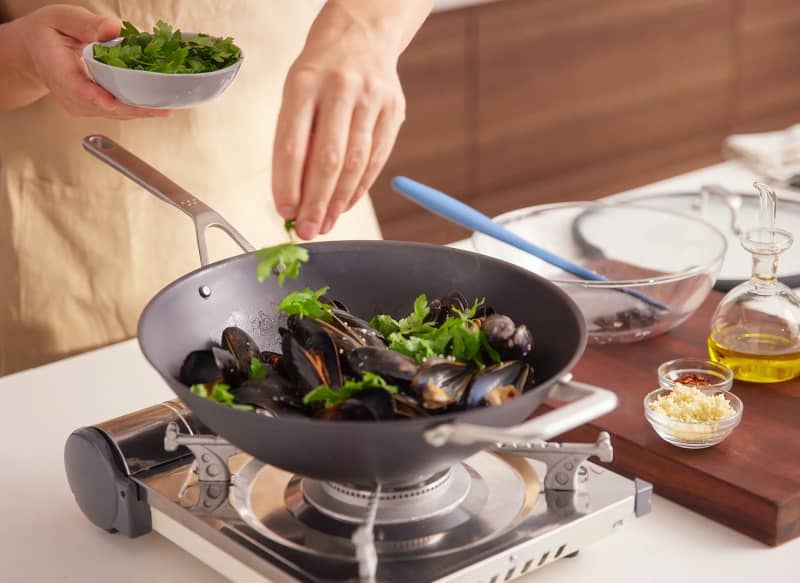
82;36;243;109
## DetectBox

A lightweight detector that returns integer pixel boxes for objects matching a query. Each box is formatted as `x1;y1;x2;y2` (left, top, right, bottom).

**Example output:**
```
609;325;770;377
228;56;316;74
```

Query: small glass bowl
657;358;734;392
643;388;743;449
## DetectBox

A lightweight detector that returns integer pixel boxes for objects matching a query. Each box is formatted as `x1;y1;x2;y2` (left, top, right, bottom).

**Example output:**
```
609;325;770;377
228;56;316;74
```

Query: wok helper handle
82;135;255;266
424;374;618;447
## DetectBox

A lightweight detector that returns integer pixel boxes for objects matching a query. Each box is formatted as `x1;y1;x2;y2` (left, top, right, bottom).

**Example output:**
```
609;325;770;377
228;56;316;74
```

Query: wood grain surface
546;290;800;546
370;0;800;244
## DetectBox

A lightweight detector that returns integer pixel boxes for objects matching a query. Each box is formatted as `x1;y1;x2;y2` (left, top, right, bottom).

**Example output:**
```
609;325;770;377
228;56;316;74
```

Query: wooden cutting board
545;291;800;547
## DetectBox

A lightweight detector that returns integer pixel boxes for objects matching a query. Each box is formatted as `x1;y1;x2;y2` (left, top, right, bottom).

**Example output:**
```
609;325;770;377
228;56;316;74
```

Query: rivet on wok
199;285;212;298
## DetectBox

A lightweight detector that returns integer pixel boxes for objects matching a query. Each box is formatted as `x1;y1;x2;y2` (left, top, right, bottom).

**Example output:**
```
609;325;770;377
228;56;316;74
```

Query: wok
82;135;617;486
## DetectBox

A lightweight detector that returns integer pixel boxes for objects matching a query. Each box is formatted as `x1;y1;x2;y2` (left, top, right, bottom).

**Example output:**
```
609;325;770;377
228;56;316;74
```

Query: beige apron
0;0;383;376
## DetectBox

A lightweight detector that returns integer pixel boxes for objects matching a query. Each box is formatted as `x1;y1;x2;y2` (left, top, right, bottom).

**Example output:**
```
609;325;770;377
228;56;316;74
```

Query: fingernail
296;220;319;240
320;217;334;235
278;205;296;219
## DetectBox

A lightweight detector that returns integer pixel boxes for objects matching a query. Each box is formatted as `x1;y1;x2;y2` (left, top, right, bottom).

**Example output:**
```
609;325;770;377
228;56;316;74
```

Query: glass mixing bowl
471;202;728;343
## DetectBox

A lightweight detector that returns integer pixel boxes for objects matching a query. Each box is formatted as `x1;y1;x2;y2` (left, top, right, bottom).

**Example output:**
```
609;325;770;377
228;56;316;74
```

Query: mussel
316;387;396;421
329;308;386;348
221;326;262;372
346;346;419;383
280;316;344;392
179;347;241;386
481;314;533;360
232;377;305;417
410;358;474;410
465;361;528;408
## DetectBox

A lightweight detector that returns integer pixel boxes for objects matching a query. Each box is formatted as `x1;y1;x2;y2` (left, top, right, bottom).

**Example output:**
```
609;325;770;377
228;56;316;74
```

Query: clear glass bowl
471;202;728;343
643;388;743;449
657;358;734;391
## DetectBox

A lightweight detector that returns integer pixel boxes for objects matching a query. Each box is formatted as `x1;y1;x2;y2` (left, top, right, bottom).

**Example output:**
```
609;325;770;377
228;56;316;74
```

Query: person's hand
19;4;170;119
272;3;407;240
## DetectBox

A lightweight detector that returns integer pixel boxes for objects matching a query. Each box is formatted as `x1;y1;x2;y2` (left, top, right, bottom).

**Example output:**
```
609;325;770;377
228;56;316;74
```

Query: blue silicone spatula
391;176;669;312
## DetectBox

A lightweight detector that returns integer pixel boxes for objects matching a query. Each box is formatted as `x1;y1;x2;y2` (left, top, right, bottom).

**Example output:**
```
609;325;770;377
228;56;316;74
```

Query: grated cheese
648;383;735;422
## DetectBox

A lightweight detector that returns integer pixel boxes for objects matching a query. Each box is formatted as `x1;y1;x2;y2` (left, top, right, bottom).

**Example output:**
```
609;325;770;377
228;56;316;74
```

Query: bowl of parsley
83;20;243;109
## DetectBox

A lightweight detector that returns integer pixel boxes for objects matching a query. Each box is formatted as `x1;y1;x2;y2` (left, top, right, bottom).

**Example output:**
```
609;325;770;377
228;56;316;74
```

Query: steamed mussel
178;290;536;421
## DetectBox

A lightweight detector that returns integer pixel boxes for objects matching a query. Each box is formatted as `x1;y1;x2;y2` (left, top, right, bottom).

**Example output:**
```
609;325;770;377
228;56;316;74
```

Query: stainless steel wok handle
82;135;255;266
424;374;618;447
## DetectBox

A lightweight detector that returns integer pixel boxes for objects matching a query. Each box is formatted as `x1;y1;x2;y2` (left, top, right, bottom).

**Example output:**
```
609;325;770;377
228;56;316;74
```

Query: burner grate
302;466;472;525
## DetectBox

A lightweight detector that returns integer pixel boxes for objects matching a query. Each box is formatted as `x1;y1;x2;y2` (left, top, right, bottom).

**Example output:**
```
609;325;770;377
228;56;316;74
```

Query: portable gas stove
65;390;652;583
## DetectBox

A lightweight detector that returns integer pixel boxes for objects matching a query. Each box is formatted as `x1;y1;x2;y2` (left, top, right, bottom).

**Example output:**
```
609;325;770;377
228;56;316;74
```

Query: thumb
44;5;121;43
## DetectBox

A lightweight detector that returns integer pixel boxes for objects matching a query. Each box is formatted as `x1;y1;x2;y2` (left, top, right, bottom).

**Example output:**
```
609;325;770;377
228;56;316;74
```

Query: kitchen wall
371;0;800;244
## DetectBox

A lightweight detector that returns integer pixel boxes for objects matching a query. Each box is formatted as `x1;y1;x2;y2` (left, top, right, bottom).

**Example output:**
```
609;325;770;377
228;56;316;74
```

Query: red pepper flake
674;373;712;387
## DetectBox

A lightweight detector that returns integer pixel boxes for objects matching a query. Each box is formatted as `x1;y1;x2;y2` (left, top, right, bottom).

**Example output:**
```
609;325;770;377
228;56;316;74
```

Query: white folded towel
724;124;800;187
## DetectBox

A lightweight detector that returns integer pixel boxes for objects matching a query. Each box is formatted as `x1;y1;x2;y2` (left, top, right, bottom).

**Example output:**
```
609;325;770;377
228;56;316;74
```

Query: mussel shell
466;361;528;408
232;377;306;417
482;314;533;360
285;317;344;390
346;346;419;383
179;350;220;386
410;358;474;410
428;291;470;325
280;329;339;393
394;393;430;418
221;326;261;371
178;347;242;386
319;295;350;313
330;309;386;348
482;314;515;342
340;388;397;421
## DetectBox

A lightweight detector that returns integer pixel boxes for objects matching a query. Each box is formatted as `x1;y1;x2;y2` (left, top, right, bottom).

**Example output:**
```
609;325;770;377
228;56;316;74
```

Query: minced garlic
648;383;735;422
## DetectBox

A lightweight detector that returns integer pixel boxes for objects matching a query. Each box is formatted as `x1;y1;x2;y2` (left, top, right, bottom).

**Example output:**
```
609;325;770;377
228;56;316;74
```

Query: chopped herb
372;295;501;366
255;219;309;286
248;357;267;379
278;286;333;319
303;372;398;408
93;20;241;74
190;382;253;411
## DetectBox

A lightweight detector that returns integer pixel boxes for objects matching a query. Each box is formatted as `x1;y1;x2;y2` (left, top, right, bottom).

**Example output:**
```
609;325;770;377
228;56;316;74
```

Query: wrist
11;15;48;97
314;1;407;59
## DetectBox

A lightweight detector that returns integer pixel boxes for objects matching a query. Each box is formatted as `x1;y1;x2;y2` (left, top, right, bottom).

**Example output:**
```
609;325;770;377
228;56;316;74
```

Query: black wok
82;135;592;486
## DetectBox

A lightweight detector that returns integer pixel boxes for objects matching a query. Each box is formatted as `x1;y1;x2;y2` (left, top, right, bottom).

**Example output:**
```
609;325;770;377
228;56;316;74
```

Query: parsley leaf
190;382;253;411
255;243;309;286
303;372;398;408
278;286;333;319
92;20;241;74
255;219;308;286
371;295;501;366
248;357;267;379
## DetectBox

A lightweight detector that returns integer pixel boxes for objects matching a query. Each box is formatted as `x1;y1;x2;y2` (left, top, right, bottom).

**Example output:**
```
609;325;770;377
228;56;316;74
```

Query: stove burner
230;452;542;561
301;466;472;525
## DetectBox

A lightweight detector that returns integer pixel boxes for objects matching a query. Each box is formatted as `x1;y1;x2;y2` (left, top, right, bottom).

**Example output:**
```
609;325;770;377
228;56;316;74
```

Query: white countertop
2;160;799;582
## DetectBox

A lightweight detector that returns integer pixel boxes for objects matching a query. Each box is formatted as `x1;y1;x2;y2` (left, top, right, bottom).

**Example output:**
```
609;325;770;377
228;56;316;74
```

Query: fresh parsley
248;357;267;379
277;286;333;319
190;382;253;411
370;294;501;366
93;20;241;74
255;219;309;286
303;372;398;408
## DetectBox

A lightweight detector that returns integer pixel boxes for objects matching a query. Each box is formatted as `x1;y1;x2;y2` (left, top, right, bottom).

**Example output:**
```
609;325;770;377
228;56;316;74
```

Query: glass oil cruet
708;182;800;383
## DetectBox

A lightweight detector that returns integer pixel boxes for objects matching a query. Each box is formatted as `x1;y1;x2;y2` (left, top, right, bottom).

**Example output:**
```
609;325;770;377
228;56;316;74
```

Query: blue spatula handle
392;176;607;281
391;176;669;312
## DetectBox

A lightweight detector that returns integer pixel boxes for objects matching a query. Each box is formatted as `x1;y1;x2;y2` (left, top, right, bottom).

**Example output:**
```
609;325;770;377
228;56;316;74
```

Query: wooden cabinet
370;0;800;243
368;10;470;244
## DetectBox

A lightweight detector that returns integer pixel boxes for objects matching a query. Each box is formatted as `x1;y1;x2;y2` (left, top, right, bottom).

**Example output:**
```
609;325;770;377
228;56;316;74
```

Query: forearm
313;0;434;58
0;19;48;110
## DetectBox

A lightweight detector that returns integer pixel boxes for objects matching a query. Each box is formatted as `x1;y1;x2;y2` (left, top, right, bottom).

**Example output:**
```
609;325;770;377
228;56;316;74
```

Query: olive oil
708;327;800;383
